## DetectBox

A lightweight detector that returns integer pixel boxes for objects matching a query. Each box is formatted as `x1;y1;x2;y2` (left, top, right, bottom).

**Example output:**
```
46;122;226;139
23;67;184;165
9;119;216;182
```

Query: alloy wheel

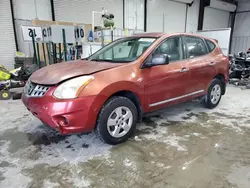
107;106;133;138
210;84;221;104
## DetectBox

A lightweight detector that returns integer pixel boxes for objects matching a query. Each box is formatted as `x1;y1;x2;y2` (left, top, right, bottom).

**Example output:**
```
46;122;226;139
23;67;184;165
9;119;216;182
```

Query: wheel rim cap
210;84;221;105
107;106;133;138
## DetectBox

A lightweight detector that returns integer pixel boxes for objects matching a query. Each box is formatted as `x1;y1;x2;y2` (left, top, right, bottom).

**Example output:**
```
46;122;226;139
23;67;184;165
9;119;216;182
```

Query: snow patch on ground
227;164;250;188
156;162;164;168
38;134;111;166
123;158;137;171
43;180;60;188
136;85;250;152
162;134;188;151
0;166;32;188
180;155;201;171
66;170;91;188
193;133;200;137
0;100;111;187
1;85;250;187
138;122;187;151
0;141;32;187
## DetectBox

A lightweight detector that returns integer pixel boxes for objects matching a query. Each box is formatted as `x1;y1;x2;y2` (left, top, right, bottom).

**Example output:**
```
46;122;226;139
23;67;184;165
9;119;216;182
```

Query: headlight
53;75;94;99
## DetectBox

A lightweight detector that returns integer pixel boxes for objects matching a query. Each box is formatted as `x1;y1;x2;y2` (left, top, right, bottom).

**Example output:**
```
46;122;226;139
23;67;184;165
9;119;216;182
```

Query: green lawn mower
0;64;38;100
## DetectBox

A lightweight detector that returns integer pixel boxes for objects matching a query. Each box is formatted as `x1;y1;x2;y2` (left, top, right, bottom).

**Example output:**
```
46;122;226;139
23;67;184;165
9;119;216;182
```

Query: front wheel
203;78;223;109
96;96;138;145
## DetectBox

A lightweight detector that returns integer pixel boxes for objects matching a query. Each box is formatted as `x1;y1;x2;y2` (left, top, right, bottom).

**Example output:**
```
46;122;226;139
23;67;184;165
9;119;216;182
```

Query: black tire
203;78;223;109
96;96;138;145
0;90;11;100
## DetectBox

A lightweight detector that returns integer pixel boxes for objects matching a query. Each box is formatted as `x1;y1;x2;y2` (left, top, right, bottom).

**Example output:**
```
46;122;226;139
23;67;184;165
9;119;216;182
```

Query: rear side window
206;39;216;52
182;36;208;58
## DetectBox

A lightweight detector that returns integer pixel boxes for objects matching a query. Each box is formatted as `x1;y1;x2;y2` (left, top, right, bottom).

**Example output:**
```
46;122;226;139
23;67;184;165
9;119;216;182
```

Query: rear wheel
203;78;222;109
96;96;138;145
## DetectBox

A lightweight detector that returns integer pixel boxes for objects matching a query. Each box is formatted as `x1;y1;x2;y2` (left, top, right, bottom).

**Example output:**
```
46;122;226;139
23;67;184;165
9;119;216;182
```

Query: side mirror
145;54;169;68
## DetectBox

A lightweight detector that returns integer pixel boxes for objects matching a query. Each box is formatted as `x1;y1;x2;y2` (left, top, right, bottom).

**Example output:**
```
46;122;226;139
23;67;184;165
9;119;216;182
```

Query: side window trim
179;36;185;61
181;35;209;60
202;38;210;53
140;35;184;69
152;36;184;63
167;37;184;63
181;36;188;59
205;39;216;52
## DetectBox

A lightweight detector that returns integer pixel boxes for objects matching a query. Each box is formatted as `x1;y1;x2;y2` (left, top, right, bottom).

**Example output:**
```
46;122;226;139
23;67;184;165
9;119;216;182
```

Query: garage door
203;7;230;30
147;0;186;32
54;0;123;29
0;0;16;69
124;0;144;30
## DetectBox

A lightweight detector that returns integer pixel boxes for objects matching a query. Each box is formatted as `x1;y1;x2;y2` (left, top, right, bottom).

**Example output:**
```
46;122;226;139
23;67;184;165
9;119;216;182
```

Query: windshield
88;37;156;63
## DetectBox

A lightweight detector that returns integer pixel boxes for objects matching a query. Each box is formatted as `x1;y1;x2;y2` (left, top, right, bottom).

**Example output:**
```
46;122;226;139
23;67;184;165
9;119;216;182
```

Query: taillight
224;55;229;62
224;55;229;82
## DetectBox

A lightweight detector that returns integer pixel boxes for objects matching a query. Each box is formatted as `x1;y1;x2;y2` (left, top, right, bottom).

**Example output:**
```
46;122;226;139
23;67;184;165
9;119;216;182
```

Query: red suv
22;33;229;145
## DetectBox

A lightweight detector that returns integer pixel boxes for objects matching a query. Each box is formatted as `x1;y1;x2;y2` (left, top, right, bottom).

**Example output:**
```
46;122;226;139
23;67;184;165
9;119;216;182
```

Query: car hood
30;60;125;85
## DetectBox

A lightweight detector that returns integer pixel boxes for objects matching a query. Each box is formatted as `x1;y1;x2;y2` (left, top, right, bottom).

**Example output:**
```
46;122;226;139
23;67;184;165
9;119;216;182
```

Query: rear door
182;36;216;94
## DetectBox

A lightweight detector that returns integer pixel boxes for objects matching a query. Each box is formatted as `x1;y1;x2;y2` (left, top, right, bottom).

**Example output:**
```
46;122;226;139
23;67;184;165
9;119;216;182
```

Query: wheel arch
108;90;143;123
214;74;226;95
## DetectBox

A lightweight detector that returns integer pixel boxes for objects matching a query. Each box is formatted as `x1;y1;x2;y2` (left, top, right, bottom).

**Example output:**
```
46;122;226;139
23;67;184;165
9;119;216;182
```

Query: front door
142;36;190;111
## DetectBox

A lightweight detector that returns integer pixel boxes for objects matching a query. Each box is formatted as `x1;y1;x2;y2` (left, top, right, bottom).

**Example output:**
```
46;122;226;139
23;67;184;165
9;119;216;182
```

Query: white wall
13;0;52;56
54;0;123;29
203;7;230;30
231;0;250;53
15;20;33;57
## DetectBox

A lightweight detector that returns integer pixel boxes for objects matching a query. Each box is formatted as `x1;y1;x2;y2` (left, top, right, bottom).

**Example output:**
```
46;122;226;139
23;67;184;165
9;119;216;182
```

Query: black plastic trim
10;0;18;51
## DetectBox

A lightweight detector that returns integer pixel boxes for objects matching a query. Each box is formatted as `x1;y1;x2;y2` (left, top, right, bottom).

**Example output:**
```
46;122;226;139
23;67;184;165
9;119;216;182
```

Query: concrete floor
1;85;250;188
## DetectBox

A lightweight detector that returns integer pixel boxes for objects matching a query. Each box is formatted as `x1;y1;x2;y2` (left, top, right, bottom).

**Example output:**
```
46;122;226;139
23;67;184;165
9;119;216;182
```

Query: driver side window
154;37;183;62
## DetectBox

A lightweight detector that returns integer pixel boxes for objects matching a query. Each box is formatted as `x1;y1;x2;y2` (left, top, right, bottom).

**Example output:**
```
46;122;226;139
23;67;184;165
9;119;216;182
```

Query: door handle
179;67;189;73
209;62;216;66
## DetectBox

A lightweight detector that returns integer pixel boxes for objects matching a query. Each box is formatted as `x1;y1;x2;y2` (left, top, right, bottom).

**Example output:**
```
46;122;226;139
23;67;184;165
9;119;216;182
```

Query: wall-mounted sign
48;25;75;43
74;26;85;42
21;26;43;42
22;25;86;43
42;26;52;42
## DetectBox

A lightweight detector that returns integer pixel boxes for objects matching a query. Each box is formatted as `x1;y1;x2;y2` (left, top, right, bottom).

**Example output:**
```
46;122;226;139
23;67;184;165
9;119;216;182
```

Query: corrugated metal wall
231;36;250;54
124;0;144;30
0;0;16;69
203;7;230;30
231;1;250;54
147;0;186;32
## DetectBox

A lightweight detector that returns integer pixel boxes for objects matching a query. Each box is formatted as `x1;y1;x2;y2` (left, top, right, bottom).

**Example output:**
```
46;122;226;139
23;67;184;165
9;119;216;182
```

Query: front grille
25;81;50;97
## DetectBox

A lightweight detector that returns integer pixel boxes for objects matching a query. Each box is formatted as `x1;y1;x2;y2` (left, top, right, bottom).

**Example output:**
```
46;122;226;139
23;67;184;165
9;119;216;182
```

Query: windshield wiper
81;57;90;60
88;58;100;62
89;59;114;62
87;58;130;63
